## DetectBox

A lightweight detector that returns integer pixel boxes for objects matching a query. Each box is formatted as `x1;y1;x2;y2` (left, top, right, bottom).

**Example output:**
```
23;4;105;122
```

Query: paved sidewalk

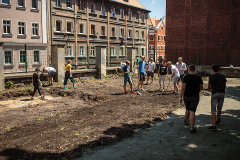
78;80;240;160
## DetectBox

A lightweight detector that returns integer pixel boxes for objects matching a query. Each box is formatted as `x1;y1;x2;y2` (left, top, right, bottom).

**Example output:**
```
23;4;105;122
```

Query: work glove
40;83;43;87
179;97;183;103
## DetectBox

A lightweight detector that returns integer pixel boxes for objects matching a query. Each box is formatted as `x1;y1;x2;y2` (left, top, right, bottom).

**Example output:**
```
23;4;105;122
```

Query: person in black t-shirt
31;67;44;100
179;65;203;133
208;64;227;131
158;59;168;91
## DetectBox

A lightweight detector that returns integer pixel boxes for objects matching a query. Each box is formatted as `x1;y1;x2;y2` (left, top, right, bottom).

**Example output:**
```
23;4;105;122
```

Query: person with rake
64;60;76;90
158;59;168;91
179;65;203;133
122;60;135;94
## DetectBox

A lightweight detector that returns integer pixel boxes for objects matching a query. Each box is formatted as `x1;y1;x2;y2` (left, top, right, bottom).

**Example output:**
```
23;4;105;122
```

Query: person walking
122;60;135;94
208;64;227;131
176;57;187;87
136;56;146;93
179;65;203;133
167;61;180;94
158;55;163;66
64;60;76;90
158;59;168;91
145;58;156;85
31;67;44;100
43;67;56;86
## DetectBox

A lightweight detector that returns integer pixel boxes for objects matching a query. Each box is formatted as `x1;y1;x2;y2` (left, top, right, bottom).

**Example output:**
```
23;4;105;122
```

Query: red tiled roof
114;0;146;9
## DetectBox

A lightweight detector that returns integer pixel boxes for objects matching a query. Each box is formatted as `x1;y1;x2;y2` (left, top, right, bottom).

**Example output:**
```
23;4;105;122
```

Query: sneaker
50;84;53;86
208;126;217;131
137;88;140;91
190;128;197;134
158;87;161;90
131;91;136;94
145;82;149;85
216;118;221;125
125;92;128;94
175;92;180;95
141;88;145;91
184;119;189;126
64;87;68;90
30;97;34;100
41;95;45;99
137;91;141;95
73;85;76;88
150;82;153;85
162;89;165;92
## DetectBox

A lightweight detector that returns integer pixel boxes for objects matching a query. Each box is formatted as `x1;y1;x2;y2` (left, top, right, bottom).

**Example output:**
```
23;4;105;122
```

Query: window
56;0;61;7
32;0;38;9
90;3;95;13
34;50;40;63
141;14;144;23
67;22;72;33
101;26;105;35
128;11;132;20
56;21;61;32
79;0;84;10
91;25;95;34
120;28;124;37
67;46;72;56
119;47;124;56
128;30;132;38
111;8;115;17
79;24;84;34
32;23;39;36
150;35;153;41
164;45;165;52
136;12;139;20
18;0;25;7
136;31;139;39
141;31;144;39
101;6;105;15
141;48;144;56
150;45;154;50
158;35;160;41
91;46;95;57
120;9;124;19
111;47;115;56
136;47;138;56
112;27;115;37
4;50;12;65
18;22;25;35
20;50;26;64
164;35;165;41
2;0;9;5
66;0;71;8
3;20;11;34
158;46;160;52
80;46;84;56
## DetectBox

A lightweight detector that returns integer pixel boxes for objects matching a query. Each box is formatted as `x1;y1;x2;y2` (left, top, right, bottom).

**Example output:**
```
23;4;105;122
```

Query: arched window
158;35;160;41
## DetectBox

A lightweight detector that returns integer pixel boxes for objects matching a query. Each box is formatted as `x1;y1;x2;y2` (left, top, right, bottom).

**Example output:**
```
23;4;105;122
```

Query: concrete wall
0;44;4;90
52;45;65;82
96;47;106;79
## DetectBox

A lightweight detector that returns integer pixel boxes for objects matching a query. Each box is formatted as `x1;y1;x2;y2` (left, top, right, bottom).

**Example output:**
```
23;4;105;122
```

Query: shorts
173;77;180;83
211;93;225;112
184;97;199;112
178;74;184;81
147;71;154;77
124;77;133;86
139;74;145;81
48;70;56;78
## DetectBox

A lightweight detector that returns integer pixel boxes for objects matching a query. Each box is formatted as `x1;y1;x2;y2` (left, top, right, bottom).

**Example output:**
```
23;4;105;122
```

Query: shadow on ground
0;109;239;160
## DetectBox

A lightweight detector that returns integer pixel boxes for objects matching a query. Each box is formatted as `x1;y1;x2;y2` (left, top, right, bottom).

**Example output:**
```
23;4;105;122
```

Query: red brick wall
166;0;240;66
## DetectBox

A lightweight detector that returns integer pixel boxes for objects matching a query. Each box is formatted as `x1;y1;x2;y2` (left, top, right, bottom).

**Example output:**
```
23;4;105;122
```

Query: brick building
166;0;240;66
148;17;165;62
47;0;150;69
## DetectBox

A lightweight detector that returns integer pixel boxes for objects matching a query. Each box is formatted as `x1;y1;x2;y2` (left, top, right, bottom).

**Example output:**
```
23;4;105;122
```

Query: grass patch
36;115;44;121
5;126;14;132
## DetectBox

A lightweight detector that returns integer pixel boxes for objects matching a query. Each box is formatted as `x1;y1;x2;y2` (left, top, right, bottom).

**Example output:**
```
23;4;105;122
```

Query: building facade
148;17;165;61
166;0;240;66
0;0;48;73
47;0;150;69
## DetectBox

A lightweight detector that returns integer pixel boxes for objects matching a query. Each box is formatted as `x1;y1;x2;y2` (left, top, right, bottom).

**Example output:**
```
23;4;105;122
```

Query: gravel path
77;79;240;160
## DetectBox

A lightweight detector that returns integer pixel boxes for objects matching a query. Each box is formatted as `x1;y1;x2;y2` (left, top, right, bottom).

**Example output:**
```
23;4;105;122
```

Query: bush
5;81;16;89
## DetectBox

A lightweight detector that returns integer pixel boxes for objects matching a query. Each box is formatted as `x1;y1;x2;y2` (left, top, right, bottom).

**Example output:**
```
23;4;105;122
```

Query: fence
151;49;240;67
3;44;48;73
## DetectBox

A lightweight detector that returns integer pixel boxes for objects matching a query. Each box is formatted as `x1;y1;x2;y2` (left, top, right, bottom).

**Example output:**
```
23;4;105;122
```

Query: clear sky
137;0;166;19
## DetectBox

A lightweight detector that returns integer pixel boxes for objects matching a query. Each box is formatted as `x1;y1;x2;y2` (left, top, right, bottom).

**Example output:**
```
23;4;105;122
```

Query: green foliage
114;69;119;75
106;75;111;79
5;81;16;89
36;115;44;120
25;88;34;92
0;94;2;99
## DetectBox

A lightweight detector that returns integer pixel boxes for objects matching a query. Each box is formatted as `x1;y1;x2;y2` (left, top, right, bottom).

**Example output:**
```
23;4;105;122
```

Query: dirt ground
0;73;191;160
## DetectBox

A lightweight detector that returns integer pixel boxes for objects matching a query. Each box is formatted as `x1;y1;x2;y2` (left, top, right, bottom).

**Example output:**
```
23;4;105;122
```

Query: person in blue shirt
122;60;135;94
136;56;146;92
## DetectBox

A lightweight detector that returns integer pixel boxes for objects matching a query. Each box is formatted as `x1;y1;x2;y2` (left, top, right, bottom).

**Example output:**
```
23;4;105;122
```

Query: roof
148;17;160;27
110;0;150;11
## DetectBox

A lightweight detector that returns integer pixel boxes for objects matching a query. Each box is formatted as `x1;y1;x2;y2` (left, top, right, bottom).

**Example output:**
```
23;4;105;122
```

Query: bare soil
0;74;185;160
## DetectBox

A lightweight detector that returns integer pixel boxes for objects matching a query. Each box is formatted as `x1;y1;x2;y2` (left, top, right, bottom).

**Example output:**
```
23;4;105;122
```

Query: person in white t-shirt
43;67;56;86
176;57;187;87
145;58;156;85
167;61;180;94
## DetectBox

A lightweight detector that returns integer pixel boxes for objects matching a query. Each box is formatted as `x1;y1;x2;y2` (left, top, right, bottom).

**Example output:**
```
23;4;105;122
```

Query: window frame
119;46;125;56
128;11;132;20
111;8;115;17
101;5;105;16
101;26;105;36
3;19;12;35
56;0;61;7
111;27;116;37
18;21;26;35
32;22;39;36
56;20;62;32
33;50;40;64
4;49;13;65
31;0;38;10
90;3;95;14
128;30;132;38
90;46;95;57
66;0;72;9
79;0;84;11
135;30;139;39
67;21;73;33
111;47;115;56
67;46;73;57
90;24;95;35
120;9;124;19
2;0;10;5
79;23;84;34
19;49;27;64
141;31;144;39
149;35;154;41
17;0;25;7
120;28;124;37
79;46;85;56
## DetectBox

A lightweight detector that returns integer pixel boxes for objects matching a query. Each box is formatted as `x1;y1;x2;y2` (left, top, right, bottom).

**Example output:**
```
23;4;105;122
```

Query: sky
137;0;166;19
